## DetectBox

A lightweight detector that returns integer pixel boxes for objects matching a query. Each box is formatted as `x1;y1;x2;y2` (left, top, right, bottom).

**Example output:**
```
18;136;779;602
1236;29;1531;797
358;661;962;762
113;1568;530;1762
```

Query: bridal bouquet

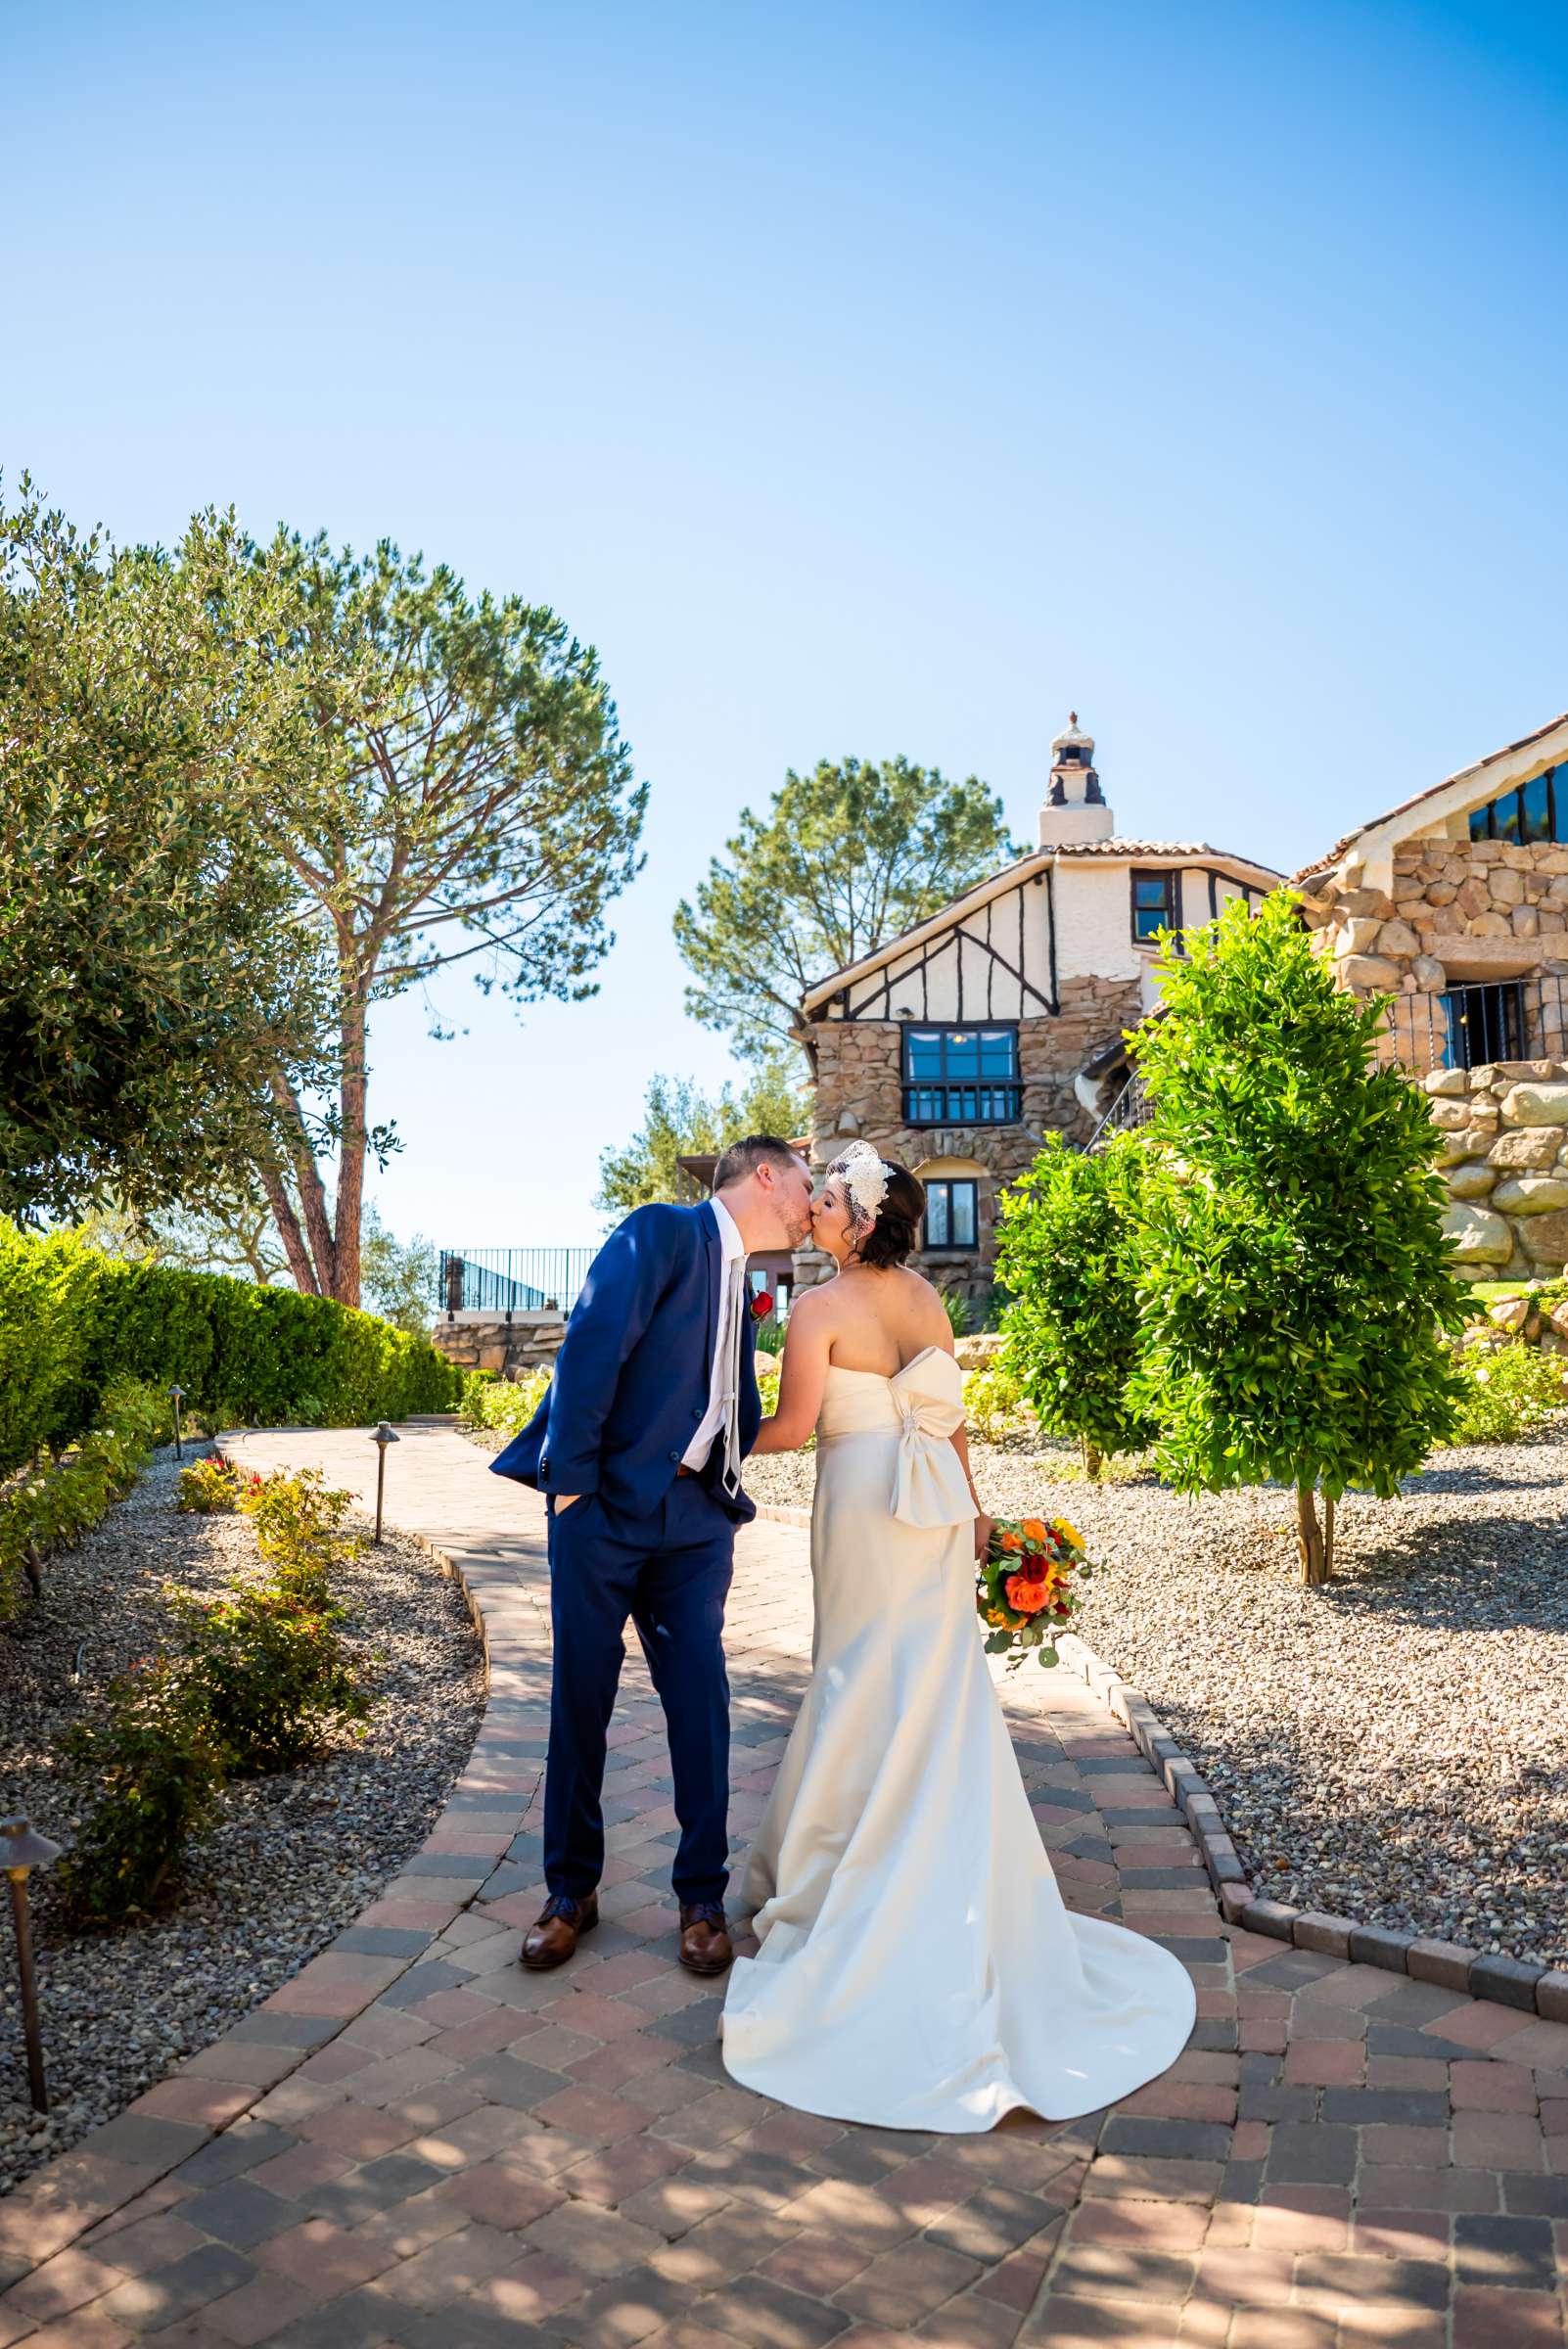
977;1515;1095;1670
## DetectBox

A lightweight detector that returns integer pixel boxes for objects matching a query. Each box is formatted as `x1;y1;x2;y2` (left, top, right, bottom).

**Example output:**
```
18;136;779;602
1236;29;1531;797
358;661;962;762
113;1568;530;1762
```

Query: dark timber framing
835;879;1059;1023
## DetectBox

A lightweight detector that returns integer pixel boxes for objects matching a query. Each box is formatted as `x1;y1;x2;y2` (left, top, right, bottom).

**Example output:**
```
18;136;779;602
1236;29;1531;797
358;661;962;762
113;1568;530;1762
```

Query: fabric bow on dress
890;1360;976;1529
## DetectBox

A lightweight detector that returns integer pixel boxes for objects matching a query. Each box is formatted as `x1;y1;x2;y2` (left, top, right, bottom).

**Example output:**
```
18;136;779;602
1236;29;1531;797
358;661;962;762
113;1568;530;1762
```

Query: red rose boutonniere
750;1289;775;1320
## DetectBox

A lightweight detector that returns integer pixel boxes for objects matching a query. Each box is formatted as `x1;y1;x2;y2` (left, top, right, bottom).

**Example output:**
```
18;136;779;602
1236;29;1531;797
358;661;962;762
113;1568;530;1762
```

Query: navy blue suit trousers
544;1476;735;1907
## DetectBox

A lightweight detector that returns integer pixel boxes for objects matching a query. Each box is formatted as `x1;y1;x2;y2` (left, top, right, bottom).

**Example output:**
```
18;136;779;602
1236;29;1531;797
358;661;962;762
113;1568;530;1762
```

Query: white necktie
719;1259;746;1497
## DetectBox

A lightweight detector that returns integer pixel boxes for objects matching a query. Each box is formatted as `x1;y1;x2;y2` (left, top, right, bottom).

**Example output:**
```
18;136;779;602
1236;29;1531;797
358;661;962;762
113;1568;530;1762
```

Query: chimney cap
1051;712;1094;755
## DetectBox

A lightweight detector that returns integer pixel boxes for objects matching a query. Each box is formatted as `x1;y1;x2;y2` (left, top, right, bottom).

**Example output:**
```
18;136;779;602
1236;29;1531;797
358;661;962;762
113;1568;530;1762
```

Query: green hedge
0;1219;460;1478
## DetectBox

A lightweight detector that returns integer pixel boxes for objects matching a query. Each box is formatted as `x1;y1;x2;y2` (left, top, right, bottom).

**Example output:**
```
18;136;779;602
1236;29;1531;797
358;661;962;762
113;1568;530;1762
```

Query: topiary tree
1128;892;1468;1584
995;1130;1156;1477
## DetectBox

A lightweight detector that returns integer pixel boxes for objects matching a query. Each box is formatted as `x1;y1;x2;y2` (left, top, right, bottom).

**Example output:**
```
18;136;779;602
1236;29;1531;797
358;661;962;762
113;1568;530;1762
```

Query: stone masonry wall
800;973;1144;1304
431;1313;566;1380
1428;1062;1568;1281
1299;835;1568;1066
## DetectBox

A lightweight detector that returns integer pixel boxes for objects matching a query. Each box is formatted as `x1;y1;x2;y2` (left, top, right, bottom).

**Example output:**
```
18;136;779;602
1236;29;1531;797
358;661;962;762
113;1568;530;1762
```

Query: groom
490;1135;814;1975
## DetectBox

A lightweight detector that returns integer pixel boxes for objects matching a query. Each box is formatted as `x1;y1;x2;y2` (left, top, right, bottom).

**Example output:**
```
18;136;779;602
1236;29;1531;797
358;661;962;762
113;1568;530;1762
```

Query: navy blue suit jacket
488;1201;761;1525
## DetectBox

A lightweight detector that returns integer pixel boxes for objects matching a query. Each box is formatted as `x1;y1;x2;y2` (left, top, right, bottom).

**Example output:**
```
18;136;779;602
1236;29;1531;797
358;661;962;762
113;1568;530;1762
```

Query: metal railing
1085;1074;1153;1149
438;1247;598;1318
902;1082;1024;1127
1380;974;1568;1077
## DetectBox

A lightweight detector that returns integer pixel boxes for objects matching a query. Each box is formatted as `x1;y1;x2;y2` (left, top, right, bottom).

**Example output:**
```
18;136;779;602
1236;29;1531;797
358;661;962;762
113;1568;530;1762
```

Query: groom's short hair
712;1134;802;1193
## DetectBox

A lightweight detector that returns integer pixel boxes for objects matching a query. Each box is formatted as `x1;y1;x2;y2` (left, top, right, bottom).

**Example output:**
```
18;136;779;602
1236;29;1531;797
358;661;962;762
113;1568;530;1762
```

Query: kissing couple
492;1135;1194;2132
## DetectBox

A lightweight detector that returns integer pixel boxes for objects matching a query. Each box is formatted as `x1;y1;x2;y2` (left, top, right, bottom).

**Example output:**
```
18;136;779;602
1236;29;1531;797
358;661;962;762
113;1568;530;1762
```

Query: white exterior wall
814;857;1272;1025
1053;862;1259;986
1052;863;1140;984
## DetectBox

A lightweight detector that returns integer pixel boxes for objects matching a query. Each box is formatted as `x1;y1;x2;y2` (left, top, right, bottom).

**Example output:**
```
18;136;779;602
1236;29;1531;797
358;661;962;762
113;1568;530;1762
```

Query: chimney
1038;714;1114;847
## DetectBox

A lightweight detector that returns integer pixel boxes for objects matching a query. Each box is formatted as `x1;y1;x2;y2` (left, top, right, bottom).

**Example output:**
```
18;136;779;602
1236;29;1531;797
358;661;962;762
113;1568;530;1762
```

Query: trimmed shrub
996;1132;1154;1476
164;1582;368;1775
56;1659;230;1921
1447;1341;1568;1447
458;1367;551;1436
962;1359;1034;1446
238;1467;364;1607
0;1221;105;1470
1129;894;1467;1583
177;1457;254;1514
0;1377;167;1621
59;1465;371;1920
0;1218;461;1480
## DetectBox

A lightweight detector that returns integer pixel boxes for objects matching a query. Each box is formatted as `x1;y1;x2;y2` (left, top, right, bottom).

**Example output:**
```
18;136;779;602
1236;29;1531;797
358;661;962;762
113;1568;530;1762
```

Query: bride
718;1142;1196;2133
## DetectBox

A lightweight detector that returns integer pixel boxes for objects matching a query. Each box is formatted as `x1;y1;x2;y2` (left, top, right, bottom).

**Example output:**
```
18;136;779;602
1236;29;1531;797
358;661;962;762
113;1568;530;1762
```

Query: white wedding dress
719;1347;1196;2132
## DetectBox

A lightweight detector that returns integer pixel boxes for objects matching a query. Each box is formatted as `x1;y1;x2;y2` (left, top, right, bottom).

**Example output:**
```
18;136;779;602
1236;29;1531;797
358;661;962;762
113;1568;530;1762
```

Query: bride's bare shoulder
783;1282;838;1331
890;1267;959;1344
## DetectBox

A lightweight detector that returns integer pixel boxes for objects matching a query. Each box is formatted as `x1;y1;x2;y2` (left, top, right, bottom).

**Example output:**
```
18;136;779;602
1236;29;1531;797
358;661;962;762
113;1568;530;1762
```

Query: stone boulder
1500;1082;1568;1126
1521;1211;1568;1265
1487;1128;1563;1169
1446;1164;1497;1200
1492;1176;1568;1215
1424;1066;1468;1096
1375;919;1420;957
1338;954;1402;990
1441;1203;1513;1264
1488;1296;1531;1331
953;1333;1007;1371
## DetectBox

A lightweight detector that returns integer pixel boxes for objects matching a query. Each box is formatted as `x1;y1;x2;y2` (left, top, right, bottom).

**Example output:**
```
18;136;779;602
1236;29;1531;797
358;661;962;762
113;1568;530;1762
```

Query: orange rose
1021;1518;1048;1544
1005;1572;1049;1614
998;1529;1024;1553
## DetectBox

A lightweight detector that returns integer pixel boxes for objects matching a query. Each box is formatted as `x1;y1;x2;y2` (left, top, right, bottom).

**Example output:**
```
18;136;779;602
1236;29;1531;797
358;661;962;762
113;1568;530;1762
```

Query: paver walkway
2;1424;1566;2347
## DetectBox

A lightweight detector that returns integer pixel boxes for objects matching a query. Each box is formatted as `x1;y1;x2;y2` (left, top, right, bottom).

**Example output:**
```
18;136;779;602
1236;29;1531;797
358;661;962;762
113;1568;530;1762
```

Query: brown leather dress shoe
678;1901;733;1976
522;1891;598;1970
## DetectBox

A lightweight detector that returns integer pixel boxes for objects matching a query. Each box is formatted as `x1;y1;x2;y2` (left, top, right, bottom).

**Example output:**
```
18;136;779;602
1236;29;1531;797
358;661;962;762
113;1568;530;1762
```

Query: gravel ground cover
0;1445;485;2195
744;1425;1568;1975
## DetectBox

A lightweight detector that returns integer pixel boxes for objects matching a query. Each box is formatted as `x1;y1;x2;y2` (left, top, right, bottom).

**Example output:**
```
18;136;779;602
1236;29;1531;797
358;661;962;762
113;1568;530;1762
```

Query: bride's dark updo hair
844;1156;926;1269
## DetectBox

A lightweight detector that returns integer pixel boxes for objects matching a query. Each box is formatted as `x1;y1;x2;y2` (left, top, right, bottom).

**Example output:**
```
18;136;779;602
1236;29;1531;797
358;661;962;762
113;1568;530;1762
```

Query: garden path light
2;1815;62;2113
370;1421;399;1544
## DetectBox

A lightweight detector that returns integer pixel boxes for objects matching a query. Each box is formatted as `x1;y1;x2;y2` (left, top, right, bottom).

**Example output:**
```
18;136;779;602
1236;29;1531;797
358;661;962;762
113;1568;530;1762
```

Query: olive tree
1128;892;1467;1584
0;484;335;1223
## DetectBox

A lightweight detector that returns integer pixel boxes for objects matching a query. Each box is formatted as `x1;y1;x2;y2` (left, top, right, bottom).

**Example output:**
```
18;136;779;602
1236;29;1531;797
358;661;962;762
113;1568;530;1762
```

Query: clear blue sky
11;1;1567;1248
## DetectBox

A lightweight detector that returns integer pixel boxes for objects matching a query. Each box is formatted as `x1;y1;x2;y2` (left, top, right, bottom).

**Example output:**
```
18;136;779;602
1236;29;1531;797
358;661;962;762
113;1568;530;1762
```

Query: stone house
793;717;1283;1305
1293;708;1568;1280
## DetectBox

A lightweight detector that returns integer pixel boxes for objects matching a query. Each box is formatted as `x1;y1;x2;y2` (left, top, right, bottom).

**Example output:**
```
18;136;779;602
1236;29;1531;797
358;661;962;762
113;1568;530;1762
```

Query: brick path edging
1051;1629;1568;2028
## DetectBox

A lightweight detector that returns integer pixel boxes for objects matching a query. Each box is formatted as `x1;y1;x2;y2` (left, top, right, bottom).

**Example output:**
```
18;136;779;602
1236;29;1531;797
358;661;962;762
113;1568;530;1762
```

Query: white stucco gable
1296;710;1568;901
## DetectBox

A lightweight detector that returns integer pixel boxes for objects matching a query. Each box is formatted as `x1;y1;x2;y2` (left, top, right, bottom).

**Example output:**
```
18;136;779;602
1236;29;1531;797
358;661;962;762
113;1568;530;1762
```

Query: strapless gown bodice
815;1347;975;1528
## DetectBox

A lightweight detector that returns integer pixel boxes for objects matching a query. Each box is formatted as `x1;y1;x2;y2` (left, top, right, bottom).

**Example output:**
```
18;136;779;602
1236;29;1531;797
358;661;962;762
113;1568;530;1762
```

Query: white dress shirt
682;1193;748;1473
